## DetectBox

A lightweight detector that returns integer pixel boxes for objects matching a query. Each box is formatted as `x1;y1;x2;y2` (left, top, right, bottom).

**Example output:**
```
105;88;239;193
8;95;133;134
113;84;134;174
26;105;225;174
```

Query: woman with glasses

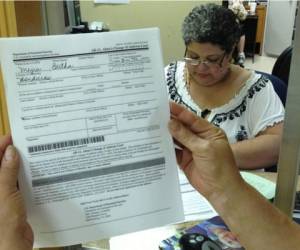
165;3;284;170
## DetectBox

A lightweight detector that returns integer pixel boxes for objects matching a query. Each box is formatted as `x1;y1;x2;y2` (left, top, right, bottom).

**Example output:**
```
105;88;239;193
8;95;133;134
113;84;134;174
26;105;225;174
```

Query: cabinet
0;1;46;135
255;5;267;55
244;15;258;61
14;1;44;36
245;4;267;55
0;1;17;135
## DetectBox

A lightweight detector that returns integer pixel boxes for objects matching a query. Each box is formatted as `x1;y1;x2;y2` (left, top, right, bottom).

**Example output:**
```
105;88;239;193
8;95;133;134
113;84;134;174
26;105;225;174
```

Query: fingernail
168;120;181;132
4;145;16;162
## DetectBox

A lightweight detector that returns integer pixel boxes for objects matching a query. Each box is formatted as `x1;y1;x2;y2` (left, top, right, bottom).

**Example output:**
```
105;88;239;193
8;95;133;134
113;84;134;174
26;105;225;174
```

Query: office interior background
7;0;298;66
1;1;300;249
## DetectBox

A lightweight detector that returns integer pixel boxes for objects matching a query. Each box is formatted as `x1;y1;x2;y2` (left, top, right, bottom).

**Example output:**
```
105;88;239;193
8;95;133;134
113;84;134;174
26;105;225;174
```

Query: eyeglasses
184;50;226;68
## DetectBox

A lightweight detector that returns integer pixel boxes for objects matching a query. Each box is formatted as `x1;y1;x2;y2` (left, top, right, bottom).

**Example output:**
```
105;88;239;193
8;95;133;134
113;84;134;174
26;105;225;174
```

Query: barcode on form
28;135;105;153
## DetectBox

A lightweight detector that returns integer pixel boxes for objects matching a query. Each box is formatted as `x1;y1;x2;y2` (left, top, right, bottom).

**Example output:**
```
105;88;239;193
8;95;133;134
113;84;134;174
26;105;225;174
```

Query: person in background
168;102;300;250
228;0;248;67
165;3;284;170
0;135;33;250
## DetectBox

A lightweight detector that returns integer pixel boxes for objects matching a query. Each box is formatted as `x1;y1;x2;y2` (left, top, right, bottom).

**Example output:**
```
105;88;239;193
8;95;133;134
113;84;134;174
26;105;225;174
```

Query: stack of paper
178;170;276;222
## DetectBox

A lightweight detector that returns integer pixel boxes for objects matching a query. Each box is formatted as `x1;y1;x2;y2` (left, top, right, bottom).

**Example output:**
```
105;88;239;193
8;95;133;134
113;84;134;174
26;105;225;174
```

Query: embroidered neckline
166;61;269;126
166;62;197;113
211;75;268;126
184;64;239;112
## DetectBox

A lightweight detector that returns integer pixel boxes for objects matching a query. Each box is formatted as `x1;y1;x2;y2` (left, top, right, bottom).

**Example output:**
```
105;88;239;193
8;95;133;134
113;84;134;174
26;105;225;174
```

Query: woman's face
185;42;232;87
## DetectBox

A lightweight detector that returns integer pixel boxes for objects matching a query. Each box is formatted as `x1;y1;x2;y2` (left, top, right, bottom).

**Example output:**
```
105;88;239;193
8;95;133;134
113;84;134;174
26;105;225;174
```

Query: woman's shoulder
215;69;275;114
230;64;251;79
235;70;284;111
232;68;275;94
247;71;278;93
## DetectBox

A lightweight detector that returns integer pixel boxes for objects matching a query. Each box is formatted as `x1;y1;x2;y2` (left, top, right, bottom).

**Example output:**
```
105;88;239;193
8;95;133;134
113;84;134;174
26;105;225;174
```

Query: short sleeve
248;79;285;136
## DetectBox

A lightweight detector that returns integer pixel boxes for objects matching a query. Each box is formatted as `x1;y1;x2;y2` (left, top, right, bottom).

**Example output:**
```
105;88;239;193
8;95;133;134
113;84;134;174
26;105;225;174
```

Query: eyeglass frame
183;48;227;68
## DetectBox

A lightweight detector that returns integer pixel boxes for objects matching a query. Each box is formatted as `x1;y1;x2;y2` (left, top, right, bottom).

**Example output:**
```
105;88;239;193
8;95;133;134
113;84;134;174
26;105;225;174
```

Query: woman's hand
168;102;243;201
0;135;34;250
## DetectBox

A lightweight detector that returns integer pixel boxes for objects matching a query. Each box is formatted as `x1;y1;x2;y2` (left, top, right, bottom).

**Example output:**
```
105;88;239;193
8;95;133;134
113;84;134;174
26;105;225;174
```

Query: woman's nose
195;62;209;72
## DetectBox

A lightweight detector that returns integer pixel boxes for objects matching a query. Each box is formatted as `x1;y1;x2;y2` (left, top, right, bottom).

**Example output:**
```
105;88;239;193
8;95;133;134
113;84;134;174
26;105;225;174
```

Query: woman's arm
168;102;300;250
231;122;283;170
209;179;300;250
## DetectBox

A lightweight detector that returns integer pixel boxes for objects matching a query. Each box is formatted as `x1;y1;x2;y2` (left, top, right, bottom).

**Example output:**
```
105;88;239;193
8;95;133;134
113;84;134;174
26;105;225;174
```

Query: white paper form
178;170;277;222
178;169;217;221
0;28;184;248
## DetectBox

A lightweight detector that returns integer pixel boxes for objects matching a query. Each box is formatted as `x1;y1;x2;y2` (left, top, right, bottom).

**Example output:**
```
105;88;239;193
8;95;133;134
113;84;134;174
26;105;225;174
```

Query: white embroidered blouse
165;61;285;144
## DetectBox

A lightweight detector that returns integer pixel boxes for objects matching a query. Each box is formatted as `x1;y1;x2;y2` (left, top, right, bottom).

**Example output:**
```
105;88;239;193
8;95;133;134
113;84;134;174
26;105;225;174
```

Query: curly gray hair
182;3;241;54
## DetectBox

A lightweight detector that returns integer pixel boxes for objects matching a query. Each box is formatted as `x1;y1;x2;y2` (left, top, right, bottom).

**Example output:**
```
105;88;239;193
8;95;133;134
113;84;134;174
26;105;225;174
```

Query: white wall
80;0;220;64
264;1;297;56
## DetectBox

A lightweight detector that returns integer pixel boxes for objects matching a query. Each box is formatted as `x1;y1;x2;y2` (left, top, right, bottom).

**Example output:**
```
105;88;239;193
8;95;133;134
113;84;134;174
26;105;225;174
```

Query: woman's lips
197;73;210;78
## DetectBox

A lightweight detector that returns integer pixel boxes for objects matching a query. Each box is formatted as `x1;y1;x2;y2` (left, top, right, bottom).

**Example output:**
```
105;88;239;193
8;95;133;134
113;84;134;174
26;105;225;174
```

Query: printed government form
0;28;184;248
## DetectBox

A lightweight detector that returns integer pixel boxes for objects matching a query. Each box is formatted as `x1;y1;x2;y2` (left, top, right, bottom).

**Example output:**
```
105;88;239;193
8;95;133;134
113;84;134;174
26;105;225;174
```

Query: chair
272;46;293;86
256;71;287;106
255;71;287;172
